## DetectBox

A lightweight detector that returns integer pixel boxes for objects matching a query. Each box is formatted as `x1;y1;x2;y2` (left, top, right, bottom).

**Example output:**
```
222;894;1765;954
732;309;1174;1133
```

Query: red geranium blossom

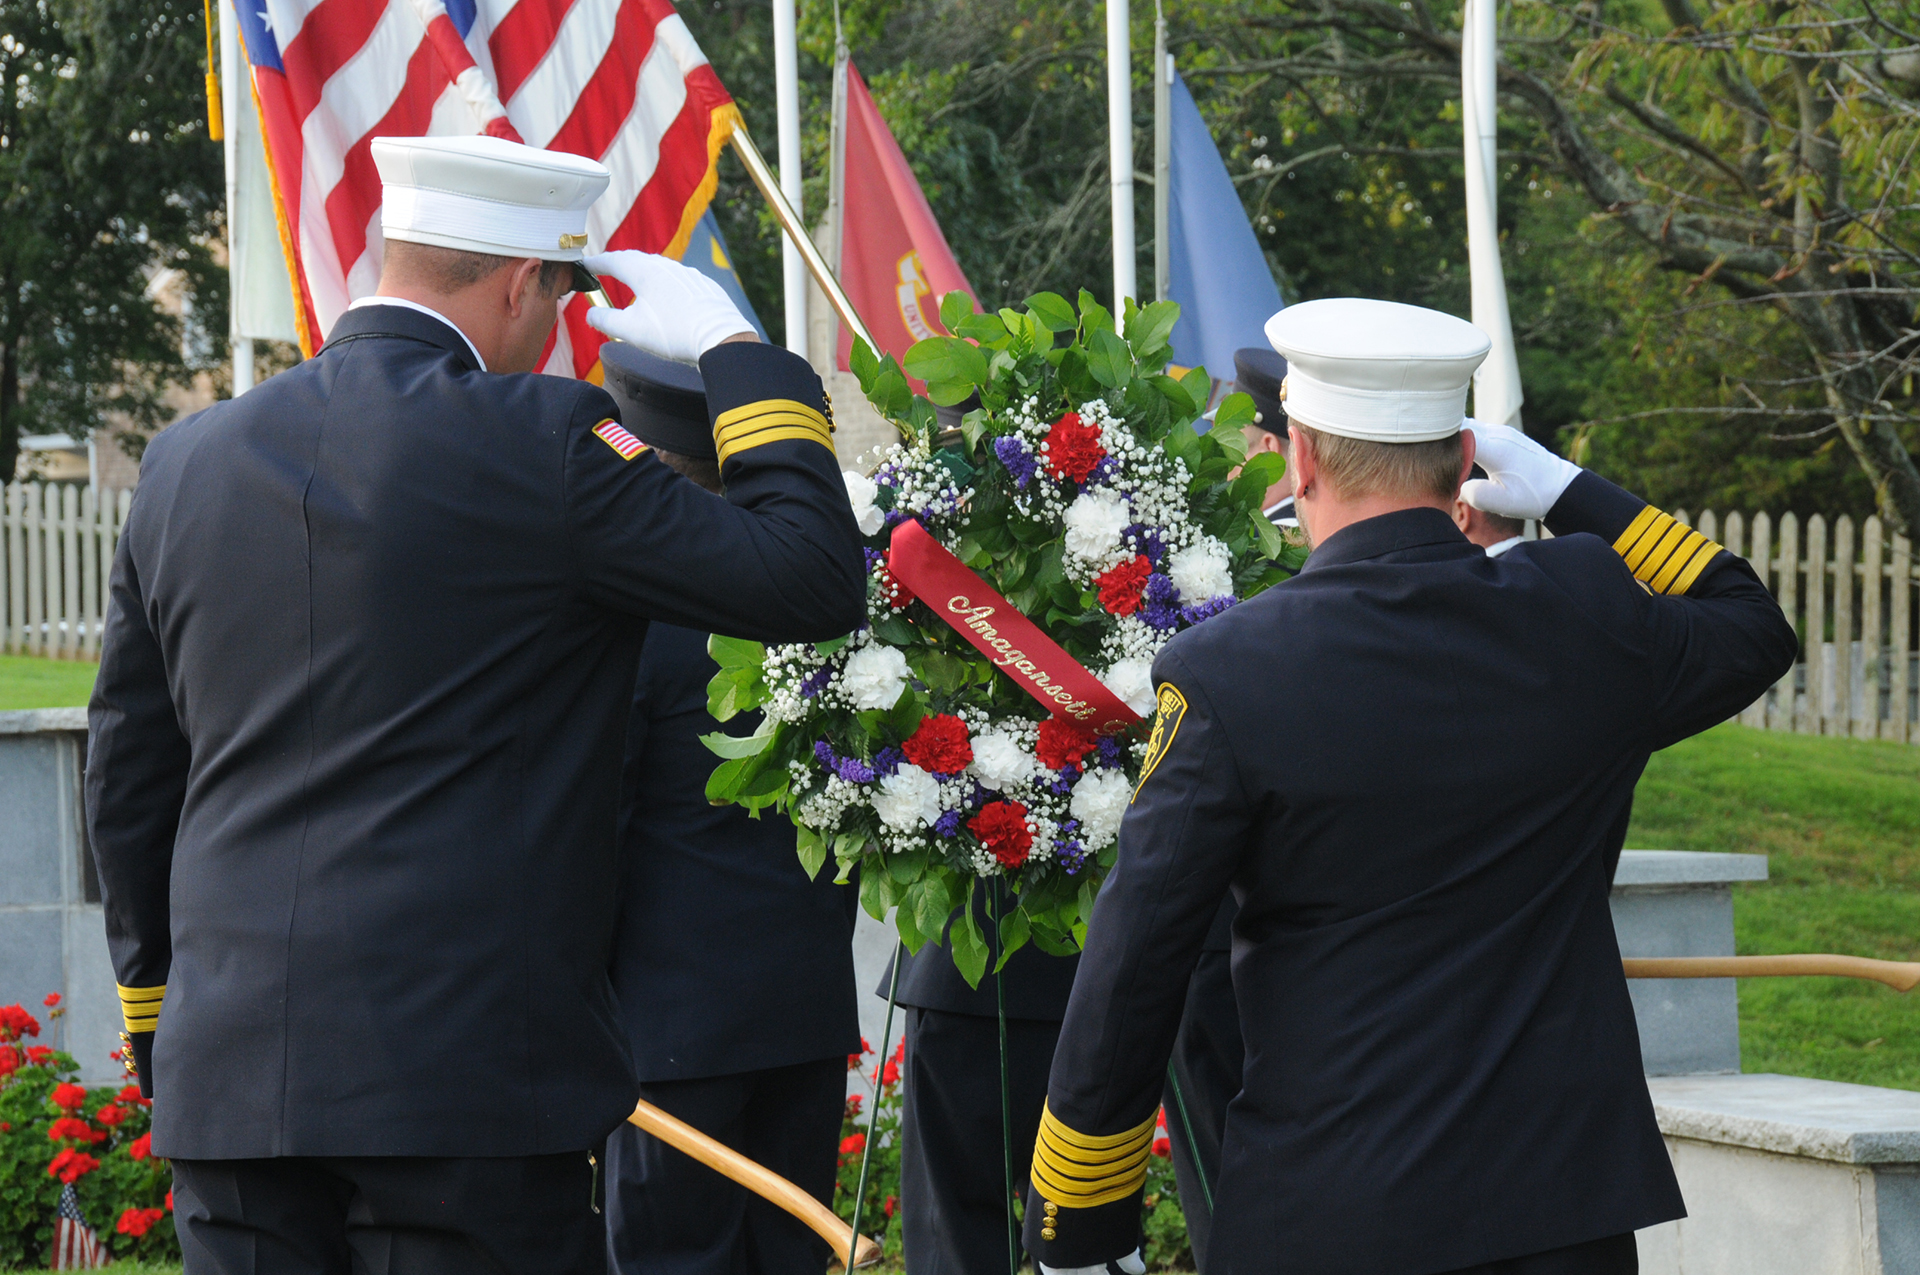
1094;554;1152;616
967;800;1034;868
902;714;973;776
117;1207;166;1238
94;1103;128;1128
118;1085;151;1108
883;1195;899;1218
0;1046;18;1078
0;1005;40;1041
1043;411;1106;483
47;1149;100;1184
129;1132;153;1162
43;993;60;1009
1035;717;1099;772
166;1190;173;1212
839;1132;866;1160
846;1037;871;1071
881;1039;905;1089
47;1117;105;1145
50;1083;88;1111
25;1046;52;1064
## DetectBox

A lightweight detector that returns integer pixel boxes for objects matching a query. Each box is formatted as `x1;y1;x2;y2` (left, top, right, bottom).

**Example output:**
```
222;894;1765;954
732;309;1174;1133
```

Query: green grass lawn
0;652;96;709
1629;722;1920;1090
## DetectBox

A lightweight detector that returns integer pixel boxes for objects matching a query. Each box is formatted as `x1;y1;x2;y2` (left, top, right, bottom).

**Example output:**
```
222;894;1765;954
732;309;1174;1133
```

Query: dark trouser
170;1152;603;1275
899;1007;1062;1275
605;1057;845;1275
1160;948;1242;1275
1442;1233;1638;1275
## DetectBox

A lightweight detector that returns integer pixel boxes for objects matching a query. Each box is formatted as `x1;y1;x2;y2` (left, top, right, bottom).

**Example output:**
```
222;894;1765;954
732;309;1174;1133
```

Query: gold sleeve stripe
1610;506;1725;596
713;399;834;467
116;983;165;1034
1029;1102;1156;1209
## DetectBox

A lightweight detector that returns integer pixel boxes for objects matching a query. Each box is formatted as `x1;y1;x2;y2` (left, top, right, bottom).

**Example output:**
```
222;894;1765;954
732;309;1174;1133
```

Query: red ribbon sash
887;520;1143;735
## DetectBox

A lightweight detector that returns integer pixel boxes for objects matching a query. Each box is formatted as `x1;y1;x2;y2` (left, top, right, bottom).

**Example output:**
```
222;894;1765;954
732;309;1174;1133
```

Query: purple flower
1141;572;1182;631
1096;736;1124;768
836;756;877;783
993;435;1038;489
1123;524;1168;566
1055;833;1088;875
1047;766;1078;795
864;548;887;572
1085;455;1120;487
934;809;964;838
1180;596;1239;626
873;746;906;777
814;740;835;768
800;667;834;699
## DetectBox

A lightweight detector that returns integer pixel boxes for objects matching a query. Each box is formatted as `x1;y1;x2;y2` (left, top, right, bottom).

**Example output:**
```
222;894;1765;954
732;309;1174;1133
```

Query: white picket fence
1679;509;1919;742
1;482;132;660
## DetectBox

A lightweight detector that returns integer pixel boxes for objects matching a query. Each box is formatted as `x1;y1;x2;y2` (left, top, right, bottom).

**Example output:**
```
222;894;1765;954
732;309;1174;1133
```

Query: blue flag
1166;69;1285;383
680;210;768;342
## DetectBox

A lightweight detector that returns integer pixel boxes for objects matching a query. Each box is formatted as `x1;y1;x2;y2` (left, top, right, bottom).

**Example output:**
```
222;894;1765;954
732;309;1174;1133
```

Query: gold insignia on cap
1133;685;1188;801
1278;375;1289;402
558;232;589;249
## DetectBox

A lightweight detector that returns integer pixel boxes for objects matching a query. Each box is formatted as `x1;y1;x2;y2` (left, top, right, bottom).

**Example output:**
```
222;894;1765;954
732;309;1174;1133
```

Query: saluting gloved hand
1040;1249;1147;1275
582;250;755;363
1459;419;1582;521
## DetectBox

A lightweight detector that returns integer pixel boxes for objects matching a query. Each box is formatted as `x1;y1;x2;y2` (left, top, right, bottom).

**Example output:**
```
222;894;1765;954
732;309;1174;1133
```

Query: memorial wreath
703;289;1305;983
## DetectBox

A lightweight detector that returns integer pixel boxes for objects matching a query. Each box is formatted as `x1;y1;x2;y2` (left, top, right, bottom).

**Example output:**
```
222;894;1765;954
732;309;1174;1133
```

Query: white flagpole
1462;0;1522;426
1106;0;1135;323
220;0;255;395
1152;1;1169;306
772;0;807;356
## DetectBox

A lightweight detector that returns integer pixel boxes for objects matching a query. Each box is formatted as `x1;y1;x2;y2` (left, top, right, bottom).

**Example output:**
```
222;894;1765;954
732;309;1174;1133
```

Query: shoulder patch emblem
1133;684;1188;801
592;418;646;461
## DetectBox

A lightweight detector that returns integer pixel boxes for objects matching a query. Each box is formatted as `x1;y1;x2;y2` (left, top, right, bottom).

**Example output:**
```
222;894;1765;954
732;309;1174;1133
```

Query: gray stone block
0;909;63;1032
0;734;69;906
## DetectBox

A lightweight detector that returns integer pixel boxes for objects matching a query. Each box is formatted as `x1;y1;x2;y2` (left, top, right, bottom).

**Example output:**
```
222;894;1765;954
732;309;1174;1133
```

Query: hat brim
570;261;601;296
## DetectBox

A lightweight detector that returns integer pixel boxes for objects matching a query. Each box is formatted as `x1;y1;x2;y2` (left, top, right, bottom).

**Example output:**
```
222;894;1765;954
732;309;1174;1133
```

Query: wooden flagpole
1624;955;1920;992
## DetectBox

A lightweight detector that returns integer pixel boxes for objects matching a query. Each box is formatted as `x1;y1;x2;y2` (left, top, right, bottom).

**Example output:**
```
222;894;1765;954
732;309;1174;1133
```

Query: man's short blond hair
1290;422;1464;503
384;240;571;296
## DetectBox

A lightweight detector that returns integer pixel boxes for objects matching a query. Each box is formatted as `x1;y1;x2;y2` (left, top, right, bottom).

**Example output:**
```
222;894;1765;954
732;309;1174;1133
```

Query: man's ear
1452;499;1473;534
503;257;547;320
1456;427;1477;495
1287;425;1316;498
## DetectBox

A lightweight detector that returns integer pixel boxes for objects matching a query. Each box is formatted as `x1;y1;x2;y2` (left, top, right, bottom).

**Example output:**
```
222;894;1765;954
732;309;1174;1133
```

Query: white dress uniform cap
371;134;611;262
1264;298;1492;444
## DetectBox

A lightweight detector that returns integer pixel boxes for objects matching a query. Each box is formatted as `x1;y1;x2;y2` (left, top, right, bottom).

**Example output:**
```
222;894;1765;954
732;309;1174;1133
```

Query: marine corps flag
226;0;738;380
832;61;977;377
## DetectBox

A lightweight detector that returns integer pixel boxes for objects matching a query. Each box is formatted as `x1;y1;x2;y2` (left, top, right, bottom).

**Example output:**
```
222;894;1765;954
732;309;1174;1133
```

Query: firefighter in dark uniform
883;904;1078;1275
596;342;863;1275
1024;298;1798;1275
1158;346;1294;1272
86;134;864;1275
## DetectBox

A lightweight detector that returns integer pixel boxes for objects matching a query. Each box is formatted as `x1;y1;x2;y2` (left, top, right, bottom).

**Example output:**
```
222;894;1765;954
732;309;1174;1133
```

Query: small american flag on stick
50;1184;107;1270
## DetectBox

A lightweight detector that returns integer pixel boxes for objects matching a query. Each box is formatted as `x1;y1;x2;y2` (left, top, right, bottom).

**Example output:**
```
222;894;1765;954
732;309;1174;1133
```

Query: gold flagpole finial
204;0;224;140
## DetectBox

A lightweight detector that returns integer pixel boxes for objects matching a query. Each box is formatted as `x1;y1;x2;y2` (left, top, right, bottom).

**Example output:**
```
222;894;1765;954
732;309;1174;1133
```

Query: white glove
1459;419;1581;521
1041;1250;1146;1275
581;250;752;363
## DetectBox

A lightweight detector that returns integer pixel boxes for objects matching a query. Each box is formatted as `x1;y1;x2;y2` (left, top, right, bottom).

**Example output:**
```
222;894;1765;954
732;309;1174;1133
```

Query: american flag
50;1184;107;1270
228;0;738;379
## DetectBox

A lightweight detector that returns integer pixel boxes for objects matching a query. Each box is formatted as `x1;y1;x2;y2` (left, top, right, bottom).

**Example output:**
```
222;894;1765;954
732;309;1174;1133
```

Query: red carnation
50;1083;87;1112
902;714;973;776
968;800;1034;869
875;561;913;610
129;1132;153;1162
0;1005;40;1041
1043;411;1106;483
1036;717;1099;772
1095;554;1152;616
117;1206;166;1238
47;1148;100;1184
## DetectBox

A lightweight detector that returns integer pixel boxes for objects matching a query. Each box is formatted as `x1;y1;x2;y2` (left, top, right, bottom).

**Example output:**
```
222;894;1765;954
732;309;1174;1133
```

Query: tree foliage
0;0;226;479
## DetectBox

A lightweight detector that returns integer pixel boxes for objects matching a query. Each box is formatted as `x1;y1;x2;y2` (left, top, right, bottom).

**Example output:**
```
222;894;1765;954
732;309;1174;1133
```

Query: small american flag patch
592;419;646;461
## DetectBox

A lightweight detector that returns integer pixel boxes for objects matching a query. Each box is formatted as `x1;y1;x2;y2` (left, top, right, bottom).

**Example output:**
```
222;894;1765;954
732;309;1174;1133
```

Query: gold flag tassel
203;0;224;140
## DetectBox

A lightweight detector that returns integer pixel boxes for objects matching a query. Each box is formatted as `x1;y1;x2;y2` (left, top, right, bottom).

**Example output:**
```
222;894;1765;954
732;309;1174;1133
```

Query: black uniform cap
599;340;714;461
1233;347;1289;437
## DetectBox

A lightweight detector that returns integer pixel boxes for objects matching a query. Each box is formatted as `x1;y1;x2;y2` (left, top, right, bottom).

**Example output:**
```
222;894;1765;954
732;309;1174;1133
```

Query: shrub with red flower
49;1082;88;1111
967;801;1034;868
94;1103;128;1128
880;1039;905;1089
846;1036;872;1071
882;1195;898;1218
1094;554;1152;616
46;1117;105;1145
47;1148;100;1184
117;1206;166;1238
117;1085;151;1109
0;1005;40;1041
25;1045;52;1064
1042;410;1106;483
901;714;973;776
128;1132;153;1162
838;1132;866;1161
42;994;60;1009
1035;717;1099;772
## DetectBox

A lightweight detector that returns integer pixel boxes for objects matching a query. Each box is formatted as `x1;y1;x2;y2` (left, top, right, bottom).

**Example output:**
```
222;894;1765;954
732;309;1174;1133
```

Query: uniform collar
1298;506;1475;574
329;298;487;372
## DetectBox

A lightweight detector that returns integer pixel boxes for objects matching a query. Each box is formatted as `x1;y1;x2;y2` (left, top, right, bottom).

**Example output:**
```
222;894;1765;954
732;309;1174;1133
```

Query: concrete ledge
1650;1073;1920;1165
1616;849;1769;887
0;707;87;735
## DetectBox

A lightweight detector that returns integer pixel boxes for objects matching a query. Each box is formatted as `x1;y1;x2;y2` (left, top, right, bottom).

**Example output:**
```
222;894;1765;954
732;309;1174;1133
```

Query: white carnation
873;764;942;831
1101;658;1156;717
1168;538;1234;602
971;730;1037;791
1070;768;1131;850
843;469;886;536
842;644;909;710
1062;489;1130;561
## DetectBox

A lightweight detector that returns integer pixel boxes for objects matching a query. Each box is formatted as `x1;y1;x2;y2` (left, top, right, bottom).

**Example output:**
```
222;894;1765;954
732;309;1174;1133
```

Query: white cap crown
1265;299;1491;443
372;134;611;261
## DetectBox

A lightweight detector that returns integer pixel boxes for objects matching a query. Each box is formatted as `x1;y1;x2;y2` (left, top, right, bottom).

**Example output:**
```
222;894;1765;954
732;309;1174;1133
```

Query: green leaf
1056;346;1098;400
861;864;900;920
699;724;775;759
904;336;989;396
1251;510;1286;560
1179;365;1211;407
887;847;929;882
1213;391;1257;434
1126;299;1180;361
939;289;975;334
1231;451;1288;508
993;906;1031;972
1087;329;1134;389
1211;414;1249;464
704;755;752;804
706;669;751;722
951;899;989;988
1149;373;1198;418
849;337;880;391
1025;291;1078;332
1077;289;1115;336
912;876;953;943
914;650;971;694
956;311;1010;345
960;407;992;452
708;633;766;670
796;823;828;880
